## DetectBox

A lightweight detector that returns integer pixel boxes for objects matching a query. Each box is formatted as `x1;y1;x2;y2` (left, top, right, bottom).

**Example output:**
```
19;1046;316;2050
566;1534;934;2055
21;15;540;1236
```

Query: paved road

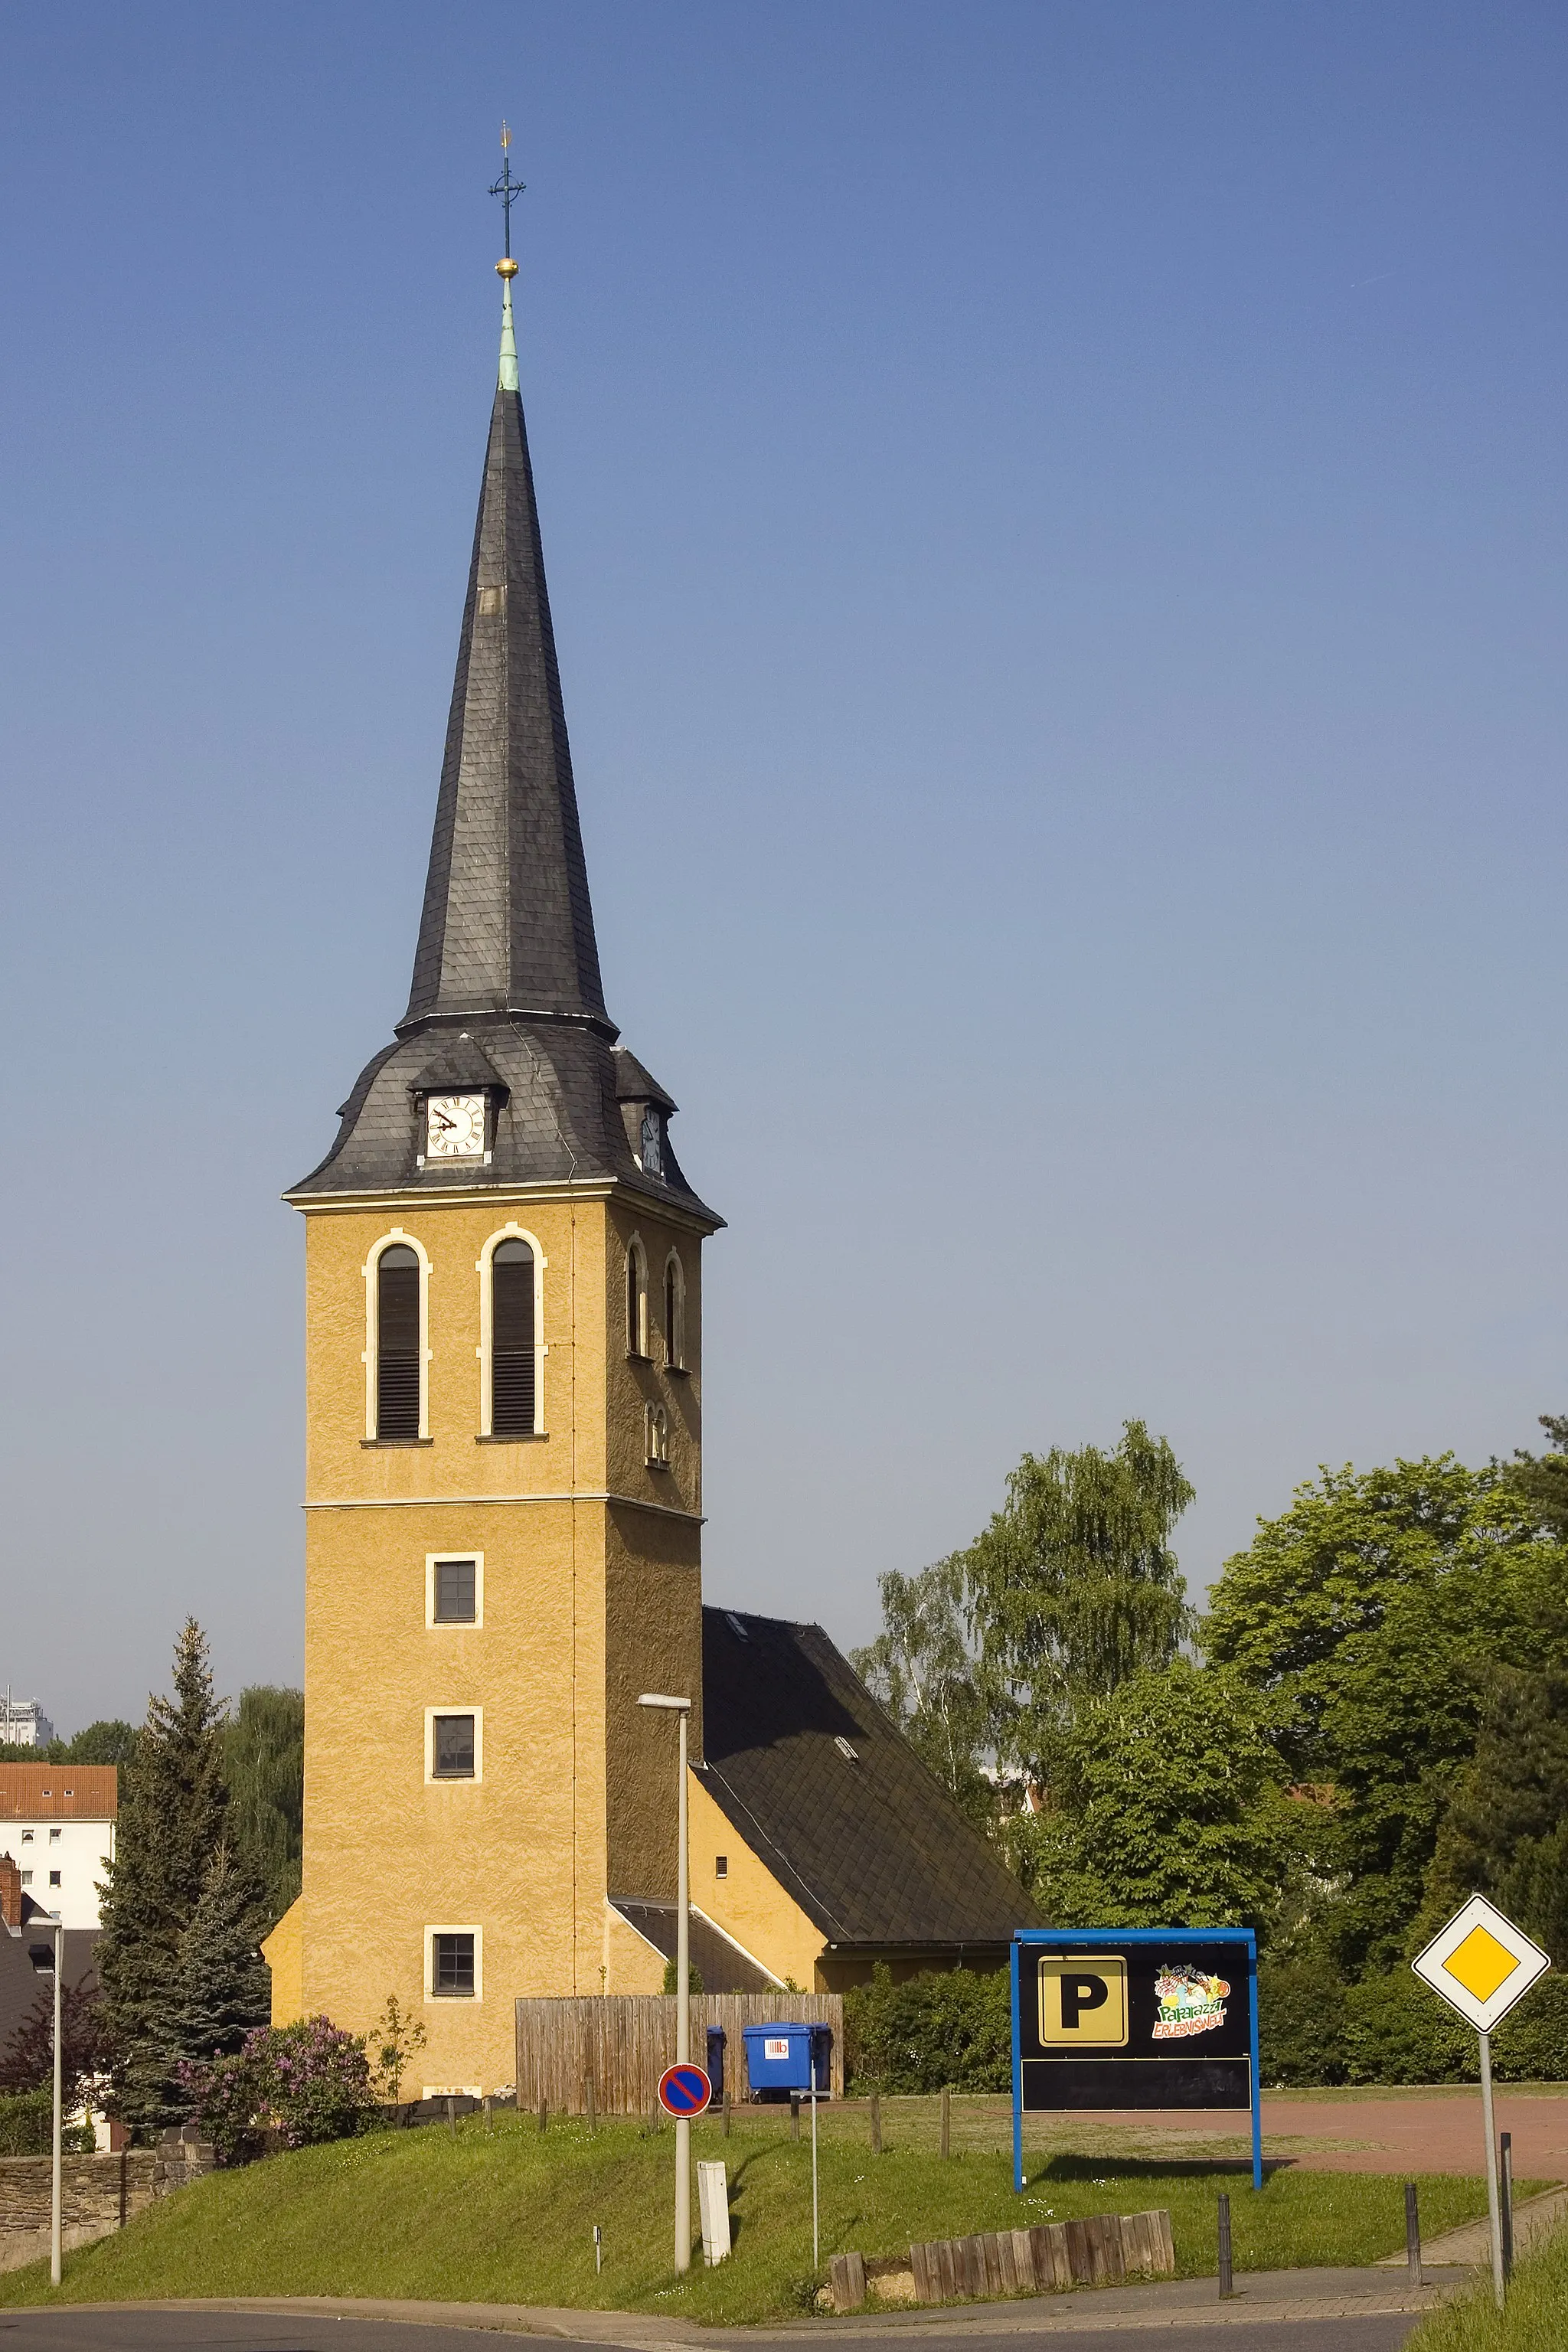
0;2316;1427;2352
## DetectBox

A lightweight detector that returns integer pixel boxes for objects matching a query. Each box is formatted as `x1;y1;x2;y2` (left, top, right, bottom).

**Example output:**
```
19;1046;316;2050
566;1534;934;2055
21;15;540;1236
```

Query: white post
675;1705;691;2275
51;1919;63;2287
810;2087;819;2269
1479;2030;1504;2310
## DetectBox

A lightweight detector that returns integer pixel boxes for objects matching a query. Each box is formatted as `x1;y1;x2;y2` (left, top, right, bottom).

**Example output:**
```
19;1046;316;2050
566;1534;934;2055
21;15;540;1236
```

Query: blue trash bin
706;2022;726;2100
808;2021;832;2094
742;2021;814;2098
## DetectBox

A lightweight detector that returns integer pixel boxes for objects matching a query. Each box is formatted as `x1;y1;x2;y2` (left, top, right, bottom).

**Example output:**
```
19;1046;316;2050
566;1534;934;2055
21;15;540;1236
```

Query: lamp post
639;1693;691;2274
28;1917;64;2285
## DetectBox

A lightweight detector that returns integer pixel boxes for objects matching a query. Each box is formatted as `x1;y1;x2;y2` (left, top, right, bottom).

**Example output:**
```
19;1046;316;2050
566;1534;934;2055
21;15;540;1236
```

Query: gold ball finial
496;256;518;279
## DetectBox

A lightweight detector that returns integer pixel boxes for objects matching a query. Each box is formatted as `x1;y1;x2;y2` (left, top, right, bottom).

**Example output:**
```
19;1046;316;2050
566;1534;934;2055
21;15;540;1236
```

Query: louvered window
626;1242;648;1357
664;1254;684;1370
490;1240;535;1435
376;1246;421;1439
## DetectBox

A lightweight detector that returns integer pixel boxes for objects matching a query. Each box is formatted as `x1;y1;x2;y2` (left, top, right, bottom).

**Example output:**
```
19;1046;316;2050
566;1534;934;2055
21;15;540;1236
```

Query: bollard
593;2223;603;2275
790;2095;801;2142
870;2091;882;2155
1501;2132;1514;2281
939;2086;951;2160
484;2095;493;2136
538;2096;548;2133
1405;2182;1421;2287
446;2096;456;2139
722;2089;731;2138
1217;2194;1233;2299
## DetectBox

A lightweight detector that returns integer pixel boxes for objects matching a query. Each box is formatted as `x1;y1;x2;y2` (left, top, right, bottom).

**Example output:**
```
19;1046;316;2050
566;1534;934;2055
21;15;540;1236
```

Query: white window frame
626;1233;648;1358
362;1228;433;1441
426;1550;485;1631
475;1225;546;1437
424;1923;483;2004
662;1249;687;1371
645;1400;669;1468
424;1705;483;1785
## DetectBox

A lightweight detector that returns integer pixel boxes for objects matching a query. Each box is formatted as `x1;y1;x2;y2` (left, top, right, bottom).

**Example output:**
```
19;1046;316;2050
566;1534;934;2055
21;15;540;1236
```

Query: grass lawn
0;2106;1524;2325
1406;2223;1568;2349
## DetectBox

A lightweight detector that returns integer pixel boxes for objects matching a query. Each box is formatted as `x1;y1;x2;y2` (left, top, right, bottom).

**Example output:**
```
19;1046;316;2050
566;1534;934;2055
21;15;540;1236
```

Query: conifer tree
173;1844;272;2059
96;1620;231;2135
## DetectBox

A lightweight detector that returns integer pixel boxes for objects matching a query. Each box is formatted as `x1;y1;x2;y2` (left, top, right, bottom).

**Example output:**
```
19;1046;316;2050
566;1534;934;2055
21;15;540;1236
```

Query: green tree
221;1686;304;1926
961;1422;1195;1785
1204;1455;1568;1969
173;1844;272;2060
1419;1667;1568;1964
1021;1660;1318;1932
368;1994;427;2103
96;1620;232;2136
1508;1413;1568;1542
0;1978;114;2106
67;1721;139;1766
851;1558;994;1828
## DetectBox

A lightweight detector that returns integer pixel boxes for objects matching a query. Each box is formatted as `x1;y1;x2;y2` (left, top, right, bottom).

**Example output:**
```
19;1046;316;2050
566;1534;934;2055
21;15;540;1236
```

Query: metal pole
1404;2182;1421;2287
1479;2030;1504;2311
811;2088;819;2269
1217;2191;1232;2299
675;1706;691;2275
1500;2131;1514;2281
51;1920;63;2288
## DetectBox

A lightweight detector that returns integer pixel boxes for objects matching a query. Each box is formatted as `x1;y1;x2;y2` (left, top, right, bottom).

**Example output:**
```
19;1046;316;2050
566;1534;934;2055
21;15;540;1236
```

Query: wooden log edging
831;2210;1174;2311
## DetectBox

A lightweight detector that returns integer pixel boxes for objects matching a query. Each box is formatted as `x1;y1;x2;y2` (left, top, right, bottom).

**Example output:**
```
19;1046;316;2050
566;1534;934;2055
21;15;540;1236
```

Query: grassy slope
0;2109;1513;2324
1406;2225;1568;2350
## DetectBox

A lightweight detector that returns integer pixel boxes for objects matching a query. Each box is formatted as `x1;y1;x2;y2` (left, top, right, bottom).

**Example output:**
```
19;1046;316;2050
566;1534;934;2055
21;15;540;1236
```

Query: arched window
663;1252;685;1372
376;1245;421;1439
645;1401;669;1468
626;1238;648;1359
489;1238;536;1436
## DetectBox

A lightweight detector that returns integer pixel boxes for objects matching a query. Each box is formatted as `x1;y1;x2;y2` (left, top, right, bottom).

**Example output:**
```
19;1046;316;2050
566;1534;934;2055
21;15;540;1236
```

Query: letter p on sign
1037;1955;1128;2046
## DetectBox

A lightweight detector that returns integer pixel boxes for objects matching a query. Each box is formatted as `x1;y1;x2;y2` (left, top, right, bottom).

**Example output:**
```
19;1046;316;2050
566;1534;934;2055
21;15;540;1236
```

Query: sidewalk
55;2267;1474;2342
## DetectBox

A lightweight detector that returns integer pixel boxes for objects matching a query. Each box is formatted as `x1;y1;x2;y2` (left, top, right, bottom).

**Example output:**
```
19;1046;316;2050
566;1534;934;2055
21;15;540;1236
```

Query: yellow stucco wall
261;1895;305;2025
687;1772;825;1990
289;1188;708;2092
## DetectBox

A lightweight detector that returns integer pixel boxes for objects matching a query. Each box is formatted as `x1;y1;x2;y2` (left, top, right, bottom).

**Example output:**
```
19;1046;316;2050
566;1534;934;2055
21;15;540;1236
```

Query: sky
2;2;1566;1733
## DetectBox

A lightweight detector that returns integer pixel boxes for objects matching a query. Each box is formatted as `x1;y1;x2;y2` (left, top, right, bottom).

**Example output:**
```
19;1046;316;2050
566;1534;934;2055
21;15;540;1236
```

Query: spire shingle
400;328;612;1042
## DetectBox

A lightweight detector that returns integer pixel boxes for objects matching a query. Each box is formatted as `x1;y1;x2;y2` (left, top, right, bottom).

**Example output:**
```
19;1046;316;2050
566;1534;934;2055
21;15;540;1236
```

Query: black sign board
1011;1929;1261;2188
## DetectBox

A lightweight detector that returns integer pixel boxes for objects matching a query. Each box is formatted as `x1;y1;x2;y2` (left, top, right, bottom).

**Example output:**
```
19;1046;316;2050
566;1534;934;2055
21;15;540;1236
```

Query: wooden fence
514;1993;844;2113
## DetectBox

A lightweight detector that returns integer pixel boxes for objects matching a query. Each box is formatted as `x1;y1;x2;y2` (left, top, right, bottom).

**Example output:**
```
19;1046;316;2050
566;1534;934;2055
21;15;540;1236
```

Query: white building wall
5;1818;114;1929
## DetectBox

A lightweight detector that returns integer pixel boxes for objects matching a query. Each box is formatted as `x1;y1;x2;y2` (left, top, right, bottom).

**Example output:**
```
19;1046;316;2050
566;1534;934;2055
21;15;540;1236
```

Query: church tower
271;243;722;2095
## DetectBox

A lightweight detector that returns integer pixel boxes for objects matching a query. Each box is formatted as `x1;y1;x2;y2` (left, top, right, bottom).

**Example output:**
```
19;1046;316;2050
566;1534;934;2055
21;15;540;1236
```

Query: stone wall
0;2125;216;2275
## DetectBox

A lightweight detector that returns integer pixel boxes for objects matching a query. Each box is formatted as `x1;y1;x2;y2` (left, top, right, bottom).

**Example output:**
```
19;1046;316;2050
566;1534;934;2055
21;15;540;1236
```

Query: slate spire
398;267;613;1042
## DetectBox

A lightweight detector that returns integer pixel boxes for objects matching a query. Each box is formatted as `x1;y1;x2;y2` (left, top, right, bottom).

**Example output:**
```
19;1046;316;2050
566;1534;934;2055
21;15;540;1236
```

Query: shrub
1259;1952;1350;2086
179;2015;374;2164
844;1964;1011;2093
0;2090;96;2156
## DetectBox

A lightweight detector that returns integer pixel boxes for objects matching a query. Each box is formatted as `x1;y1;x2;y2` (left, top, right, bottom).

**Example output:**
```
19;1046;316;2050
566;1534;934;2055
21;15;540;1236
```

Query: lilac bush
179;2015;374;2163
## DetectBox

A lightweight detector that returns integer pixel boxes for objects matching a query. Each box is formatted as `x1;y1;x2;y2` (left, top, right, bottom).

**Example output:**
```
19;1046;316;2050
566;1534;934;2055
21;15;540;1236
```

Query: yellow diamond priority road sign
1412;1894;1551;2034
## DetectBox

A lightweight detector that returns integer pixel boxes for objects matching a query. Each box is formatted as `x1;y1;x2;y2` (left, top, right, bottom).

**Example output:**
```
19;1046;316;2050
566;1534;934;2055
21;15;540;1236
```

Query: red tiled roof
0;1766;117;1820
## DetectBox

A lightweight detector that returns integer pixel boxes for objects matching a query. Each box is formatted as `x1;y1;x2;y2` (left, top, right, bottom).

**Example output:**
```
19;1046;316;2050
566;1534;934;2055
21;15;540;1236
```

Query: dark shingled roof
697;1608;1041;1952
288;325;717;1227
610;1901;778;1994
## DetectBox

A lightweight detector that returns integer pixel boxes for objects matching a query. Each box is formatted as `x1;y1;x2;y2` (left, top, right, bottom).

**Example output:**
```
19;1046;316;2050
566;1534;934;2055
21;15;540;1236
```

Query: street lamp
28;1916;64;2286
638;1692;692;2274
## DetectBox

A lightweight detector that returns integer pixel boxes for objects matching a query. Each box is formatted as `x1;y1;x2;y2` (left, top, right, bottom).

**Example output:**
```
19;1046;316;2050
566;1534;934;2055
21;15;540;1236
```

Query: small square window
433;1932;475;1996
19;1870;31;1886
20;1830;32;1844
715;1855;728;1879
48;1828;60;1843
48;1870;60;1886
434;1560;476;1624
432;1715;475;1779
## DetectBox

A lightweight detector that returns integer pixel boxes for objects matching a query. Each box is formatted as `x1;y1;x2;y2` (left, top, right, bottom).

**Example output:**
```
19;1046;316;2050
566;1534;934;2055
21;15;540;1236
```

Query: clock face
426;1094;486;1159
640;1107;664;1179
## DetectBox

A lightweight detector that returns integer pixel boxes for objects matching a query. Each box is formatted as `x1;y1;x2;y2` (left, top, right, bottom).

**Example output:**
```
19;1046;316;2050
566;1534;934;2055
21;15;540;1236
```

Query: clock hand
432;1109;456;1130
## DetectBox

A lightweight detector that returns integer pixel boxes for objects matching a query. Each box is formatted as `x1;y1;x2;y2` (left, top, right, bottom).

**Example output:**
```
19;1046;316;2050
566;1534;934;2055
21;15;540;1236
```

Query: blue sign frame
1011;1928;1262;2192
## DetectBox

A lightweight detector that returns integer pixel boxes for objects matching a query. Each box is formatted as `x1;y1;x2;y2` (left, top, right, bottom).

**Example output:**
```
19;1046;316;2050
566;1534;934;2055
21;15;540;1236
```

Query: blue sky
2;3;1565;1730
